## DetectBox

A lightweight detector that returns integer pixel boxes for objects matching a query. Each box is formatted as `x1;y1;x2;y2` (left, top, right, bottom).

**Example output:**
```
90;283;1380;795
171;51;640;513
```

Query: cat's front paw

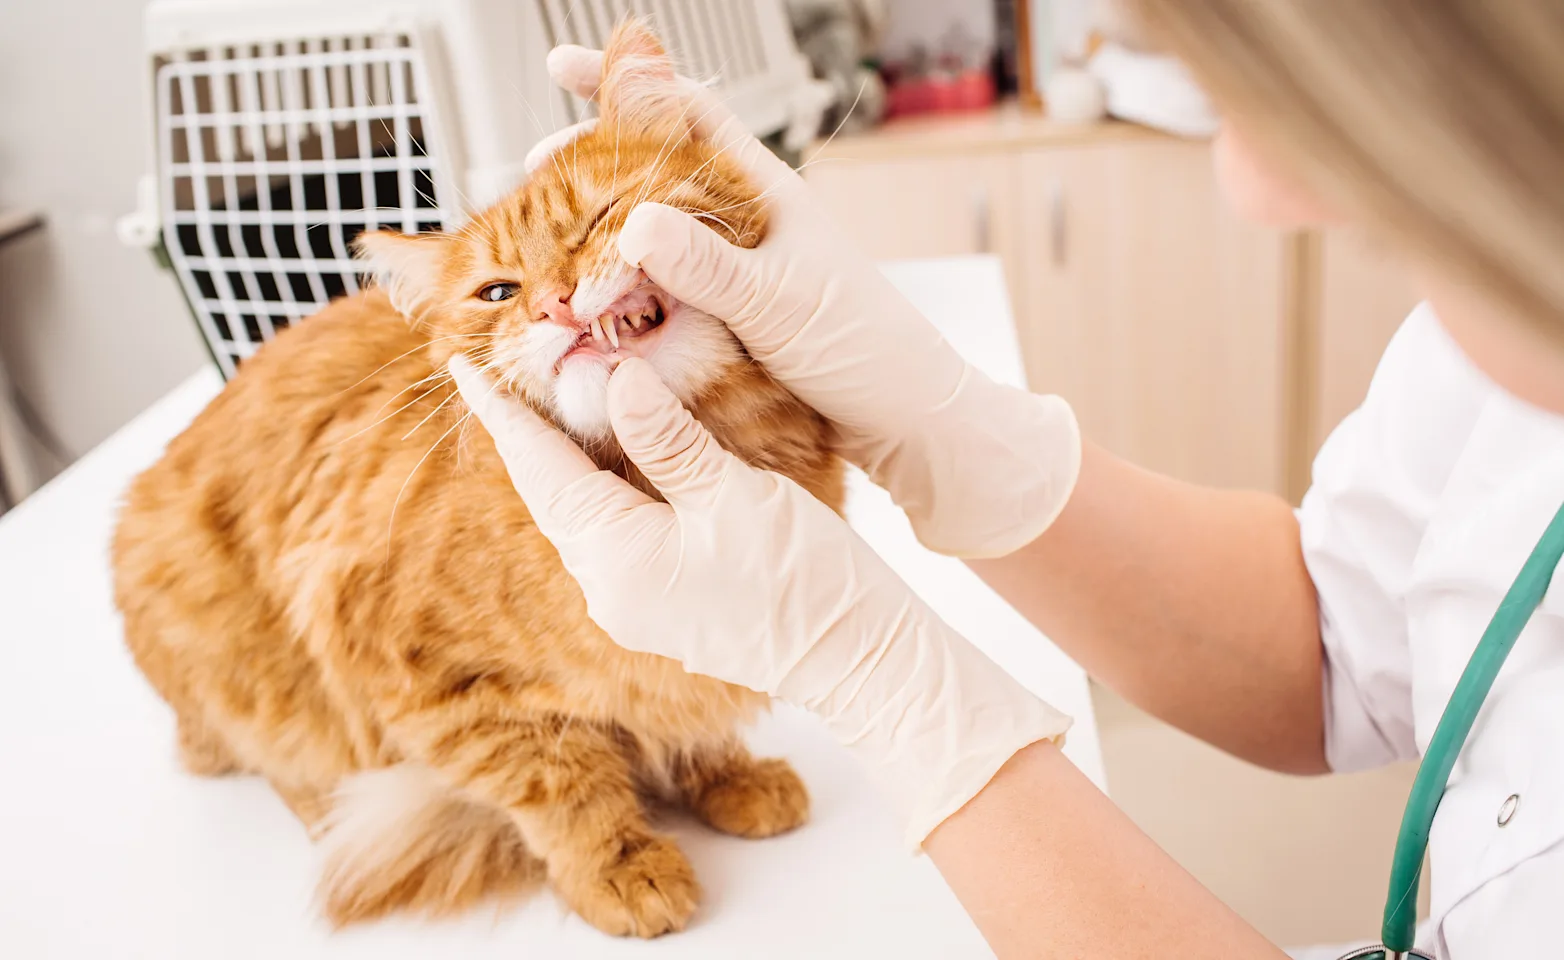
690;757;810;839
559;831;699;938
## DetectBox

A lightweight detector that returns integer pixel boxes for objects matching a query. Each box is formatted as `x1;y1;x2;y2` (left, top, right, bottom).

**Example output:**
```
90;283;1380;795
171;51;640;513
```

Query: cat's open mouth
587;297;667;347
556;287;670;372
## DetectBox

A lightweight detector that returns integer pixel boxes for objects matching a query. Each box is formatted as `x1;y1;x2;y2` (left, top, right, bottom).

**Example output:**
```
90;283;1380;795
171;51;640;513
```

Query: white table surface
0;256;1101;959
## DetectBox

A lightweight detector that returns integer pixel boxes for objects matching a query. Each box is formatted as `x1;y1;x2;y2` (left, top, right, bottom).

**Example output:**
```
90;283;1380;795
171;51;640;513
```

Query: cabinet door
1310;229;1420;456
1015;140;1290;492
804;154;1017;261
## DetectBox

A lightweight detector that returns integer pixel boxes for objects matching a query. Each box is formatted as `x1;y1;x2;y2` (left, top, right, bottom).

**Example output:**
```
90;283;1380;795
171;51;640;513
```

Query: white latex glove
451;356;1072;848
527;46;1082;560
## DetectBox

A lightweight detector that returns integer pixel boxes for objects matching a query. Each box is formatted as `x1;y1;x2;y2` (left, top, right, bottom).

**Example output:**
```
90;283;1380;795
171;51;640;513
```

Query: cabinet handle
973;186;992;254
1049;178;1067;268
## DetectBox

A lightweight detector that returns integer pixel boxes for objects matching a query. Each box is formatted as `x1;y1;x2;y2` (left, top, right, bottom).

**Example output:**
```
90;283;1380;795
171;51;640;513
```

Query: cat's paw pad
692;757;810;839
564;833;699;938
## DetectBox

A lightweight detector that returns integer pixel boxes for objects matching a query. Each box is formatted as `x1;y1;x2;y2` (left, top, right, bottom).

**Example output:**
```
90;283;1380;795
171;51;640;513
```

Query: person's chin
1213;126;1338;228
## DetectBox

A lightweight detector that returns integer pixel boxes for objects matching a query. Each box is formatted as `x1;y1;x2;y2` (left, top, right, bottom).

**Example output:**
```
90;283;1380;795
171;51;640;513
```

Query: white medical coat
1299;304;1564;959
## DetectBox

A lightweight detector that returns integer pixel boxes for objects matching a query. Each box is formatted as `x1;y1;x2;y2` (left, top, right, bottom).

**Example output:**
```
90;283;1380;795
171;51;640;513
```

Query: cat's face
356;21;769;440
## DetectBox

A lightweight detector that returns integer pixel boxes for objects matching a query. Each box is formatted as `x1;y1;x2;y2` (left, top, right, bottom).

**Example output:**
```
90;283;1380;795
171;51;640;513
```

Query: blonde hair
1125;0;1564;339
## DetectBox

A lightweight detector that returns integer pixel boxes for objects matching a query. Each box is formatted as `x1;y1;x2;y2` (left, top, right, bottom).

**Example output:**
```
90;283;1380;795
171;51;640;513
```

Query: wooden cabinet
1308;229;1421;456
806;154;1018;261
1014;141;1289;491
806;153;1028;333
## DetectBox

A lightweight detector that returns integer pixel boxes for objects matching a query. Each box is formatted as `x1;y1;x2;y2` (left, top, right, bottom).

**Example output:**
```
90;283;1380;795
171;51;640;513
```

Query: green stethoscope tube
1362;498;1564;959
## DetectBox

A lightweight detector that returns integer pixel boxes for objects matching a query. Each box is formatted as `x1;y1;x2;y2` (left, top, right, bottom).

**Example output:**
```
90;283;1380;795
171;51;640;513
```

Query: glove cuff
777;586;1074;852
867;369;1083;559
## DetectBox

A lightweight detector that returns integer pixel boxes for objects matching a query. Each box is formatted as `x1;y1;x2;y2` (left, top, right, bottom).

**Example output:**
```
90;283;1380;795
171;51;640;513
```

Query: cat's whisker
330;374;455;449
330;332;494;398
363;369;452;424
628;91;731;213
510;78;551;140
664;77;865;228
364;360;475;421
451;372;505;462
649;191;744;243
400;382;462;441
441;172;479;220
803;73;871;171
572;109;583;186
789;155;853;178
610;117;622;216
385;409;473;563
653;129;740;203
371;112;477;222
681;210;743;244
459;348;502;369
512;81;575;189
668;80;865;227
412;182;442;214
690;171;800;219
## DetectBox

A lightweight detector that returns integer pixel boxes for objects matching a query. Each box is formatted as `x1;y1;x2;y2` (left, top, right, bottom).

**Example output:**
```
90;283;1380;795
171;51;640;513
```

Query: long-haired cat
113;19;841;939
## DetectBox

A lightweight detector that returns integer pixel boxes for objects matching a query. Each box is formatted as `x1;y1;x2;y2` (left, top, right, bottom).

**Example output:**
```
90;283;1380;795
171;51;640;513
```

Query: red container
886;68;997;119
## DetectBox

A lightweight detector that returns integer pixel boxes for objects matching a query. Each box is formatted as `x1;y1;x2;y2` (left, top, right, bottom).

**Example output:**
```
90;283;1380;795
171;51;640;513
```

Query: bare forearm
969;443;1325;773
926;740;1286;960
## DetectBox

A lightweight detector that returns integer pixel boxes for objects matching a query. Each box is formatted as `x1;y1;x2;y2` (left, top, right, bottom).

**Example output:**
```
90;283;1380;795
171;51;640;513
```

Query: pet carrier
118;0;830;378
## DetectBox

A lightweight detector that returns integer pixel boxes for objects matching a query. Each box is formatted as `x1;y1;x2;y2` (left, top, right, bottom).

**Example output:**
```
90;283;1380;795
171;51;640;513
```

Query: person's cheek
1213;126;1338;228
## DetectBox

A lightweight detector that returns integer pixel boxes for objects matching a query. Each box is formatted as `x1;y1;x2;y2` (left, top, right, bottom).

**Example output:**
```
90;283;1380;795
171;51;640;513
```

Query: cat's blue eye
477;283;519;303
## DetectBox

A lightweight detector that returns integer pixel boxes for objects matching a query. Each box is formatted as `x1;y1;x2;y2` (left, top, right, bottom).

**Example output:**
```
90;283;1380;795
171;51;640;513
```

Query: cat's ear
598;17;688;138
354;230;452;320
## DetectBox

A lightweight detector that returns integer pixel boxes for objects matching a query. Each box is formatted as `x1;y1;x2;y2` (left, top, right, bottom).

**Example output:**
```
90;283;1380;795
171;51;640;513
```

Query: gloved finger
607;358;739;510
618;203;766;329
450;356;647;536
524;118;599;175
546;44;605;99
546;43;791;185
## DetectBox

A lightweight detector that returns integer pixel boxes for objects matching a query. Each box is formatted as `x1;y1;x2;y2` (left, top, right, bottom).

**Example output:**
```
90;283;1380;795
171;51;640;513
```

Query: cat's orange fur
113;19;842;939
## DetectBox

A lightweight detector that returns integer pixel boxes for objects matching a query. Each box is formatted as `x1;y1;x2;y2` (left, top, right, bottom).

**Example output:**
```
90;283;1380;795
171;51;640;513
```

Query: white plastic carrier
119;0;826;377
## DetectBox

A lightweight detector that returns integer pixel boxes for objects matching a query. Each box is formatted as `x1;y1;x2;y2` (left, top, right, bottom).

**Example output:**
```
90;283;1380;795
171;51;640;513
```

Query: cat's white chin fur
552;360;613;438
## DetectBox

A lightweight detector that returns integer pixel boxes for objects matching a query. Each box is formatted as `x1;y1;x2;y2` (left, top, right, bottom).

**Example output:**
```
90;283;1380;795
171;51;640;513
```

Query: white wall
0;0;209;486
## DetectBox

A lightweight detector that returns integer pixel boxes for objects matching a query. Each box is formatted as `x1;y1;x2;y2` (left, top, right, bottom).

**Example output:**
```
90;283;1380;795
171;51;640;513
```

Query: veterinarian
451;3;1564;957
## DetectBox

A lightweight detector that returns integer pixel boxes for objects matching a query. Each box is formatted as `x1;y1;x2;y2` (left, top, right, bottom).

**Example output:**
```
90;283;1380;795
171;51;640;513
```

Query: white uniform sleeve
1297;306;1491;772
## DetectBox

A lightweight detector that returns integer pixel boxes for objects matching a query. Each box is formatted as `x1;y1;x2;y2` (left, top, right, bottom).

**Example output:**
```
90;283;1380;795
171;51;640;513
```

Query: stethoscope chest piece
1335;947;1435;960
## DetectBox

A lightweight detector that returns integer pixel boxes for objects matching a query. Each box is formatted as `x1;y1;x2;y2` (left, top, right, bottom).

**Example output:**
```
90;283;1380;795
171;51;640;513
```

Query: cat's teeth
590;316;605;343
604;315;620;349
627;313;643;330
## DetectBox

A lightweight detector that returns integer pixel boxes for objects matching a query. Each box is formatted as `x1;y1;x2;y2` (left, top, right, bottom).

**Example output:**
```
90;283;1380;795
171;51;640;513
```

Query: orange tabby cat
113;19;841;939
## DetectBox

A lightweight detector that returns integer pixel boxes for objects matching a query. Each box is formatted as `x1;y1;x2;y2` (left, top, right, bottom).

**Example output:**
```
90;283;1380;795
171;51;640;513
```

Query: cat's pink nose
534;287;576;328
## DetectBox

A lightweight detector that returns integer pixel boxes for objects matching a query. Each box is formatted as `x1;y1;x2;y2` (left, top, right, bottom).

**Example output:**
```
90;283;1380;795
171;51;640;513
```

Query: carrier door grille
155;36;449;377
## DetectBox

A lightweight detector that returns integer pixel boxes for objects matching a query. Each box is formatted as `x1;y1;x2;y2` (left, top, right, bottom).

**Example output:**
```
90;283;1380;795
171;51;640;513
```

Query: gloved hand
526;46;1082;559
451;356;1072;848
